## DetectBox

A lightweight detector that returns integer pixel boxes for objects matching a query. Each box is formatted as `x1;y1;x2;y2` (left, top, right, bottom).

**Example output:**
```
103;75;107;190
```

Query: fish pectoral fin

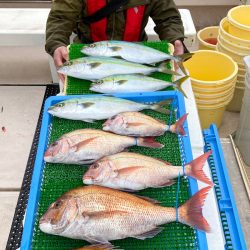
153;180;176;188
134;227;164;240
74;137;98;152
89;62;102;69
79;102;94;108
116;80;128;85
116;166;145;176
134;194;161;204
110;46;122;51
127;122;144;127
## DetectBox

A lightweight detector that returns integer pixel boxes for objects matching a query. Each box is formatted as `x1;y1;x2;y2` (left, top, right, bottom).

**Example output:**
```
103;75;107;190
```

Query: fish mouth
82;175;94;185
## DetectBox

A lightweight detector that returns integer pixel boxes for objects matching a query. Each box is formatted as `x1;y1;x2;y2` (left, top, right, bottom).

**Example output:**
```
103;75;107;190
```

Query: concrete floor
0;42;249;249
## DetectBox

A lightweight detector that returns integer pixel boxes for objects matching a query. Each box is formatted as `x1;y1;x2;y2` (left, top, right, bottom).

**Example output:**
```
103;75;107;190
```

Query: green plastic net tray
65;41;174;95
31;107;198;250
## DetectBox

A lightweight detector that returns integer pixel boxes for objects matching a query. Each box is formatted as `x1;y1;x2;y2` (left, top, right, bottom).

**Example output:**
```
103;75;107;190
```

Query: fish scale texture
32;108;198;250
66;41;174;95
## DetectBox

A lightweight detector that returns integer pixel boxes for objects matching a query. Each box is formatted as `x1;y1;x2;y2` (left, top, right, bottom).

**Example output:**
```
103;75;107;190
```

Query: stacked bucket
217;5;250;112
183;50;238;129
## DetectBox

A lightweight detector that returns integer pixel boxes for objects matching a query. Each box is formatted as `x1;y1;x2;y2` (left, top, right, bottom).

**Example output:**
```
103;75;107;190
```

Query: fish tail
178;186;211;232
186;151;214;186
158;62;181;76
172;113;188;135
150;99;171;115
173;76;189;98
137;137;164;148
175;53;194;76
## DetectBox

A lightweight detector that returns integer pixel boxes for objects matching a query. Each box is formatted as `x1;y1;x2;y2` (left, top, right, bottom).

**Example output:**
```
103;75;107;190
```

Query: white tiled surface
0;192;19;250
0;86;45;189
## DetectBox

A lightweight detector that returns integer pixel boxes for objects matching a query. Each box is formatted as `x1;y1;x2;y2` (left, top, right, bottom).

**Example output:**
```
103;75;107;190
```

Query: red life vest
87;0;146;42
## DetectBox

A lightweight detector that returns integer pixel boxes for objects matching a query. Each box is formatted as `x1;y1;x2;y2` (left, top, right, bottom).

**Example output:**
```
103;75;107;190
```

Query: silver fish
90;75;188;97
81;41;193;74
47;96;171;123
44;129;163;165
39;185;211;243
57;56;179;81
83;151;213;191
103;112;188;137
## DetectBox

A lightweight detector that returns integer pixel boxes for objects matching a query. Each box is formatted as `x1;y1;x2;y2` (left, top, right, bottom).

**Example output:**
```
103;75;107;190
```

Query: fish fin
153;180;176;188
171;113;188;135
116;166;145;176
178;186;211;232
158;62;181;76
79;102;94;108
82;244;120;250
74;137;97;152
173;76;189;98
133;227;164;240
127;122;144;127
137;137;164;148
89;62;102;69
176;53;194;76
150;99;171;114
117;80;128;85
134;195;161;204
82;119;95;123
110;46;122;51
156;158;172;165
186;150;214;186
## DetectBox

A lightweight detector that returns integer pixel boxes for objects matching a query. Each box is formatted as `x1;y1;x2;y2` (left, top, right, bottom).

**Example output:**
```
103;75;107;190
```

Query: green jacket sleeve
150;0;185;43
45;0;83;56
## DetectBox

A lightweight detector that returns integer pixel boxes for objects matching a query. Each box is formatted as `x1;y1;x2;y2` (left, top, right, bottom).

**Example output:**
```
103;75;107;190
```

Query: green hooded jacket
46;0;184;56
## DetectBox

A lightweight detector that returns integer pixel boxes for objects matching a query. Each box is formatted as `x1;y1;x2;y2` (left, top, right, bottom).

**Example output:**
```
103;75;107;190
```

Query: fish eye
91;164;99;169
89;44;96;48
56;103;65;108
97;80;103;85
54;200;62;209
51;141;58;147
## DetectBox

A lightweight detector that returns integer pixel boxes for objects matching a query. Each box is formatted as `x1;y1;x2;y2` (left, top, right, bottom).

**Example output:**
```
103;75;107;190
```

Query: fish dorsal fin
110;46;122;51
153;117;166;125
74;137;98;152
134;194;161;204
117;80;128;85
116;166;145;176
89;62;102;69
133;227;164;240
152;180;176;188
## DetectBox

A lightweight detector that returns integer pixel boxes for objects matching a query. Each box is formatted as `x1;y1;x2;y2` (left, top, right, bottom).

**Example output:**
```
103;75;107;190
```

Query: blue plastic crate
20;91;208;250
203;125;247;250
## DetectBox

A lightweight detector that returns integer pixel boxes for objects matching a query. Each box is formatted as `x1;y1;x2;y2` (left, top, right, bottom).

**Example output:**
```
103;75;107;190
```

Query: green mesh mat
66;41;174;95
31;108;198;250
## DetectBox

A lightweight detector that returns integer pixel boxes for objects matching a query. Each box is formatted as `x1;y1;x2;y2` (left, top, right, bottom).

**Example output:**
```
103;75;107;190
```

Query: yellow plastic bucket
197;103;227;129
183;50;238;87
227;6;250;40
194;83;235;99
191;75;237;93
197;26;219;50
218;34;250;54
236;79;245;88
216;42;246;65
195;91;234;105
238;66;246;76
237;73;246;83
220;18;250;48
227;86;245;112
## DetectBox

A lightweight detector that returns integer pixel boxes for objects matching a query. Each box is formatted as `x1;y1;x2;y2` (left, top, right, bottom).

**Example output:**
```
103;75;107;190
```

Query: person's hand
174;40;184;56
53;46;69;82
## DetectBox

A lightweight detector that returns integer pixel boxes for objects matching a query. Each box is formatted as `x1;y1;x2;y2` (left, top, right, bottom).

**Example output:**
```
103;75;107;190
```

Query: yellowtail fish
48;96;171;123
44;129;163;165
39;185;211;243
103;112;188;136
83;151;213;190
58;56;180;81
90;75;188;97
81;41;193;74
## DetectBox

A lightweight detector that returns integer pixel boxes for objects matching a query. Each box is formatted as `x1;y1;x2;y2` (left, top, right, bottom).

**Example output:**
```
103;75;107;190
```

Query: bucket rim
220;18;250;44
197;26;219;48
186;50;238;84
227;6;250;32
